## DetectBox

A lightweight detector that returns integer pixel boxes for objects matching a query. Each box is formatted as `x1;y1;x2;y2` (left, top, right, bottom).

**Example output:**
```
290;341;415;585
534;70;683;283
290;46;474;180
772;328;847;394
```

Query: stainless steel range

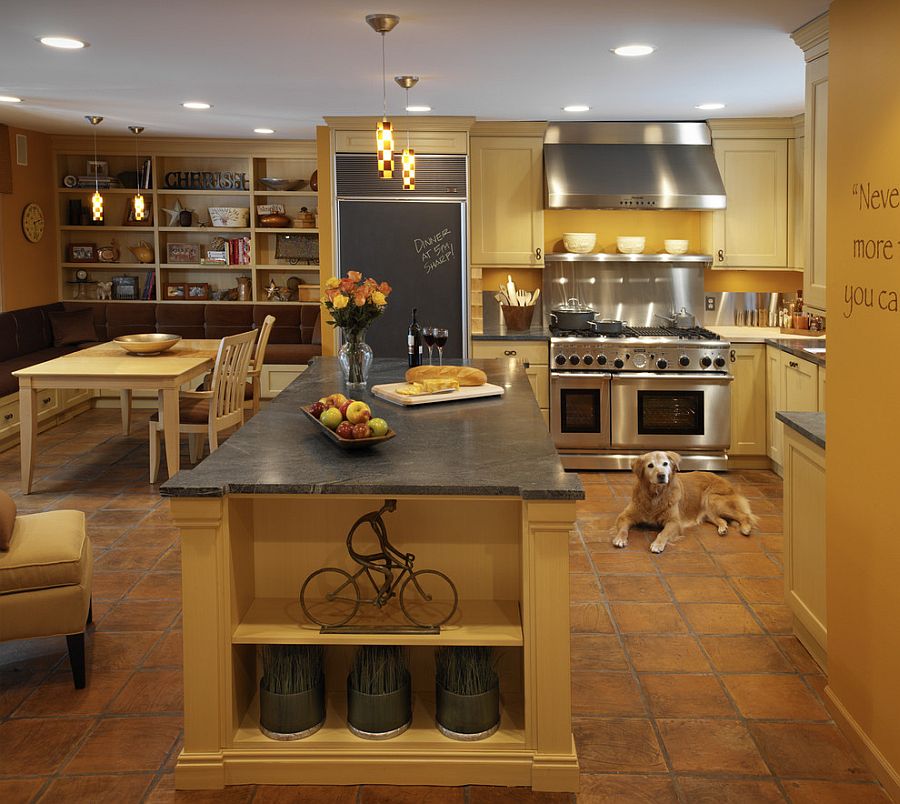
550;325;733;471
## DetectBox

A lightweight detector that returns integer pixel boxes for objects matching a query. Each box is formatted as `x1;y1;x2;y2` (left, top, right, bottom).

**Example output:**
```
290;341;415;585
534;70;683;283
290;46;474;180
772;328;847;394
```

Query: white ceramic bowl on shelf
208;207;250;227
617;236;645;254
664;239;690;255
562;233;597;254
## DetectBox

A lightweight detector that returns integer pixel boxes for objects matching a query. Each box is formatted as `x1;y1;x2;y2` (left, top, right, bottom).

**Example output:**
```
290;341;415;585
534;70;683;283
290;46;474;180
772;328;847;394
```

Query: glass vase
339;329;374;392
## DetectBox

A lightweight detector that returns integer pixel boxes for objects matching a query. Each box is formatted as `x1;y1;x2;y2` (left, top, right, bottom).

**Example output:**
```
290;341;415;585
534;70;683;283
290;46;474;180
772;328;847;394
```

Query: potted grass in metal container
258;644;325;740
347;645;412;739
435;646;500;740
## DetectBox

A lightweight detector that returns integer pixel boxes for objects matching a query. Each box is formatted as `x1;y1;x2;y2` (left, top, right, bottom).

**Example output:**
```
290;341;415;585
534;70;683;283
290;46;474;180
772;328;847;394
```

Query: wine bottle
407;308;422;367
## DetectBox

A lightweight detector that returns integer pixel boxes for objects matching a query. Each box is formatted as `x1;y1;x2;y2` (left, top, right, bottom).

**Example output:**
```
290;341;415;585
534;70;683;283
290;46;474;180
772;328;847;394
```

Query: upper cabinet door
712;139;789;268
470;137;544;267
804;54;828;312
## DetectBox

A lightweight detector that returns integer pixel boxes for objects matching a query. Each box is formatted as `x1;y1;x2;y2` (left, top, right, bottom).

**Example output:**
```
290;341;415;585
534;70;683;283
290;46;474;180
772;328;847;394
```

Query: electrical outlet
705;296;716;311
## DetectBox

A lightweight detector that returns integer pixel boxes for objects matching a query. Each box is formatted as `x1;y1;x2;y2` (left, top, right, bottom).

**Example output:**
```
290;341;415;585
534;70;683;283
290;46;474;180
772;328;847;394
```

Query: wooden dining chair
247;314;276;416
149;328;256;483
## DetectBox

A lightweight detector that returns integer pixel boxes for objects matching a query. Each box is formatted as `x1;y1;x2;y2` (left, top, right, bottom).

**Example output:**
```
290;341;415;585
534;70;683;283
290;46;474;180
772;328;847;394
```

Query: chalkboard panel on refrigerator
337;200;467;360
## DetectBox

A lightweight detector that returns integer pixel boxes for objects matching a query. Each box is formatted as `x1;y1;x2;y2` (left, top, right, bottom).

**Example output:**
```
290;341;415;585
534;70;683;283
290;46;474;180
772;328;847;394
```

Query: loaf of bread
405;365;487;387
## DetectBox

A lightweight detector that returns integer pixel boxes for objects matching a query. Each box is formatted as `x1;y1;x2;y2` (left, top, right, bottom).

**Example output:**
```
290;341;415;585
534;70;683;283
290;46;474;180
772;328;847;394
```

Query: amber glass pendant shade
133;193;145;221
91;189;103;222
402;148;415;190
377;119;394;178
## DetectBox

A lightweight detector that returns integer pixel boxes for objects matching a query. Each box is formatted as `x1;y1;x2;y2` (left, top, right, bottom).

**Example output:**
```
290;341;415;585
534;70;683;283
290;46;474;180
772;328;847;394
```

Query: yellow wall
0;126;57;310
827;0;900;795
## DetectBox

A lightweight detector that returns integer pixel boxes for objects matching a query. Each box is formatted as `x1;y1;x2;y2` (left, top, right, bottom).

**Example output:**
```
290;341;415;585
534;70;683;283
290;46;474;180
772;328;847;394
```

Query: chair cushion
106;302;157;339
0;490;15;551
0;510;87;594
48;308;100;347
63;302;108;342
156;304;206;339
149;397;211;425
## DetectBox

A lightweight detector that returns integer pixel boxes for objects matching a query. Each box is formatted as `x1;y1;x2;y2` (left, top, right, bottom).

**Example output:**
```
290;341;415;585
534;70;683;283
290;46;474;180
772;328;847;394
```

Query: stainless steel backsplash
702;291;798;326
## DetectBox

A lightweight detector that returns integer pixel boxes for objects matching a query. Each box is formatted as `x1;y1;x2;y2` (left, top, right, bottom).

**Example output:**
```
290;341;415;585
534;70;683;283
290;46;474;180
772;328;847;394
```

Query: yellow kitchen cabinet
817;367;825;412
729;344;767;456
803;54;829;312
472;340;549;424
711;139;789;269
783;425;827;669
784;353;818;411
767;347;820;473
766;346;785;467
470;136;544;267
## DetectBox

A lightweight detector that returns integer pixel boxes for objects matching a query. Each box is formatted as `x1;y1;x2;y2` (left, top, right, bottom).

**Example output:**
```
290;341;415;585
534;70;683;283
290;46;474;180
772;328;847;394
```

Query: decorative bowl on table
664;239;689;255
114;333;182;355
208;207;250;227
562;232;596;254
259;177;307;192
300;405;395;450
617;236;646;254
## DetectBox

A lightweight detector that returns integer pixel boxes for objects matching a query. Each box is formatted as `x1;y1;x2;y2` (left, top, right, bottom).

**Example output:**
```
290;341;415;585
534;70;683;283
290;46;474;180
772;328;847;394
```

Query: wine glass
422;326;436;365
434;327;449;366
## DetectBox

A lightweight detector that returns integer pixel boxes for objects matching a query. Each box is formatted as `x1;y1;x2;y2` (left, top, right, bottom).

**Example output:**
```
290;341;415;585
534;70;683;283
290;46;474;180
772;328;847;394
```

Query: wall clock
21;202;45;243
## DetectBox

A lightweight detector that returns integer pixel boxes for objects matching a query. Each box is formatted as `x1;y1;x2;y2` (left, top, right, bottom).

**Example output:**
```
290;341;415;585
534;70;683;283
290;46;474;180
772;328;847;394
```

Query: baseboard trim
825;685;900;801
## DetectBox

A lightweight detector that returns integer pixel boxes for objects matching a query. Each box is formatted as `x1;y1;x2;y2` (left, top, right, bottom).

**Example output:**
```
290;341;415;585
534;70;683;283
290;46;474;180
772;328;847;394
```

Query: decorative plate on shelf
21;202;45;243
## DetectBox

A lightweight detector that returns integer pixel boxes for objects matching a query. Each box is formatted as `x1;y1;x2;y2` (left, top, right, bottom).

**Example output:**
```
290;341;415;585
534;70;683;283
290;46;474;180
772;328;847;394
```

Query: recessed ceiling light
612;44;655;57
0;95;22;103
39;36;87;49
254;128;275;134
182;101;212;110
563;105;591;113
405;105;431;112
695;102;726;111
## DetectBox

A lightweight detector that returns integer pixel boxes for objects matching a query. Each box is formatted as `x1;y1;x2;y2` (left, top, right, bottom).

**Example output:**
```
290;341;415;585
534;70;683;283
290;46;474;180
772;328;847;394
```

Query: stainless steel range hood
544;122;726;210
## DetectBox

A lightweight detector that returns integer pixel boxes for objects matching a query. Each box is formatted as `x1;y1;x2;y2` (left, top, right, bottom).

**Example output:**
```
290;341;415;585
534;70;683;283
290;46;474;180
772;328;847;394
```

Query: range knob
582;354;594;366
656;358;668;370
700;356;712;368
679;355;691;367
597;354;607;365
714;356;726;368
554;354;567;366
613;358;625;369
569;354;581;366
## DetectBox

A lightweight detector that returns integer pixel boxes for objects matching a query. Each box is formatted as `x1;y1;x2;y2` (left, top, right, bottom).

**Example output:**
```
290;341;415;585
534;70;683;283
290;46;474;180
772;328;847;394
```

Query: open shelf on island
233;598;523;646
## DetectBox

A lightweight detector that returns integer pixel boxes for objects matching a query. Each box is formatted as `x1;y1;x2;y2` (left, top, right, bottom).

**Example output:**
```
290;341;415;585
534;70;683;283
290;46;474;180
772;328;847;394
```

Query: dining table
13;338;220;494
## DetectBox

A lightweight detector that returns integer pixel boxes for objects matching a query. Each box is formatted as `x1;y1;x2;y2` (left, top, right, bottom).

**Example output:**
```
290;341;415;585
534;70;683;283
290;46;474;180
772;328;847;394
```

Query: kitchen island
161;357;583;792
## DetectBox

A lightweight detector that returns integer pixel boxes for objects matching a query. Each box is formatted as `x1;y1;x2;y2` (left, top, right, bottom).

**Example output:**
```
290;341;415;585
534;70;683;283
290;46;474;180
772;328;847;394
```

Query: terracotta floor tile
696;530;764;553
804;672;828;703
573;718;667;773
143;631;183;668
570;603;614;633
0;669;42;718
0;778;46;803
783;780;891;803
677;778;784;803
578;774;678;803
83;525;131;549
656;718;768;775
714;553;782;577
88;509;149;528
61;630;161;671
14;669;131;716
722;674;829;720
731;577;785;604
571;635;629;672
64;715;181;773
115;526;179;551
360;786;465;803
589;550;657;574
571;671;645;716
600;575;670;602
0;717;94;775
760;535;784;555
610;603;687;633
254;786;361;804
751;722;873;780
750;602;794;634
655;552;722;575
91;570;144;601
641;674;735;717
577;496;628;514
98;600;181;632
109;668;184;713
680;603;762;634
700;636;793;673
665;575;739;603
569;573;602;602
154;546;182;572
469;789;572;803
93;546;167;572
37;773;154;803
775;635;823;673
145;773;254;803
624;635;710;673
582;483;615;499
128;572;182;601
755;514;784;532
569;550;593;573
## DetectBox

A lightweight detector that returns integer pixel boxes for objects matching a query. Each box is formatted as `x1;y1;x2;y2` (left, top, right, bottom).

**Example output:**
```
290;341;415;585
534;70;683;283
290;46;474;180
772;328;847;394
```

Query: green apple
319;406;343;430
369;417;389;437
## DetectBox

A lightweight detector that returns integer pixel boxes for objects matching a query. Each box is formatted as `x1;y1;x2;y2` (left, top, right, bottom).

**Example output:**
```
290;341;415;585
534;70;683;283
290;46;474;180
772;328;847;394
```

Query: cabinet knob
535;247;542;260
504;350;517;356
789;360;799;368
3;413;12;421
730;349;736;363
717;249;725;262
42;397;51;404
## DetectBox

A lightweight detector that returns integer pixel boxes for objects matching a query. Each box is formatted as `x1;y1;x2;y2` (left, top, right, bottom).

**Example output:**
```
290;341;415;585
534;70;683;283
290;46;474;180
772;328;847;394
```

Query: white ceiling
0;0;828;139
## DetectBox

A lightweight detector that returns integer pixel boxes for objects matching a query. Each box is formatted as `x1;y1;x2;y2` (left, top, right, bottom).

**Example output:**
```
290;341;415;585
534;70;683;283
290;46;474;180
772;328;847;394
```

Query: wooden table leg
120;389;133;435
19;381;37;494
160;387;181;479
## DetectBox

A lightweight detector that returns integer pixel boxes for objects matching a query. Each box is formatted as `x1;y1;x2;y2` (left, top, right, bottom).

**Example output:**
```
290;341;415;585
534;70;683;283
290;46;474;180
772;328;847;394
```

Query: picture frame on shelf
166;242;200;264
164;283;187;300
86;160;109;178
67;243;97;263
187;282;210;301
123;201;154;226
111;275;140;300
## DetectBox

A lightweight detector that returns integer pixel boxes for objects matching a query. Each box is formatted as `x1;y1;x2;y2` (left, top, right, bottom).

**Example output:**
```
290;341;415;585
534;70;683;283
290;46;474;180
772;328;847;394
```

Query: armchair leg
87;600;93;626
66;632;86;689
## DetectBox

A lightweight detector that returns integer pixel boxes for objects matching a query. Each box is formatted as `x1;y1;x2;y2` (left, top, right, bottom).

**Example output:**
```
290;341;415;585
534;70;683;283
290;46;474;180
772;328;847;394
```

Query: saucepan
592;319;625;336
550;299;596;331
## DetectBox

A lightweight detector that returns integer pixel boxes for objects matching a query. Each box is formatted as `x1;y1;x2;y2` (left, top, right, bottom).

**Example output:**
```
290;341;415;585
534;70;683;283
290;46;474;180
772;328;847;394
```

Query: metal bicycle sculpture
300;500;459;630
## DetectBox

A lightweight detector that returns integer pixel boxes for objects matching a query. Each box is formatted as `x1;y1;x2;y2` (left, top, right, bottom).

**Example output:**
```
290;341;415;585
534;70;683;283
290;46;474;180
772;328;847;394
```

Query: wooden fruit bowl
300;406;396;449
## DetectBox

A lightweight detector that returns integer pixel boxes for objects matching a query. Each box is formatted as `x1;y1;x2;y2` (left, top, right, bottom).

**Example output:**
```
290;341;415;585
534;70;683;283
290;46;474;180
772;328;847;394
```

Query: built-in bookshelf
53;140;321;305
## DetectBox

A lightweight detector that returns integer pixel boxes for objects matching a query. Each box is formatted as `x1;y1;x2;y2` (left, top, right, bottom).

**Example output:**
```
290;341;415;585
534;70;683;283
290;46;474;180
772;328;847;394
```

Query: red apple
336;421;354;440
346;401;372;424
308;401;326;419
352;422;372;439
339;399;354;419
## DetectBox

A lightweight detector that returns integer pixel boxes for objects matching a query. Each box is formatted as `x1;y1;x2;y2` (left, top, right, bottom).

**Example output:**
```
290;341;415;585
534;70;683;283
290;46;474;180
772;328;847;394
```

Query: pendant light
394;75;418;190
128;126;146;222
366;13;399;178
85;115;104;222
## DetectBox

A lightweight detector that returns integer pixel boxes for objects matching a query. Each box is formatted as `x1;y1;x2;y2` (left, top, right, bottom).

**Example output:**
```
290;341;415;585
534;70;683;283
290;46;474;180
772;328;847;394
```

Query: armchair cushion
0;490;15;551
0;510;87;593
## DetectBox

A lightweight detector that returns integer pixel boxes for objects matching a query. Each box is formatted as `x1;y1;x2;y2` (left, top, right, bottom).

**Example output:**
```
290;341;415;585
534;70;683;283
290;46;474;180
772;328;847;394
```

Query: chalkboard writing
414;228;454;274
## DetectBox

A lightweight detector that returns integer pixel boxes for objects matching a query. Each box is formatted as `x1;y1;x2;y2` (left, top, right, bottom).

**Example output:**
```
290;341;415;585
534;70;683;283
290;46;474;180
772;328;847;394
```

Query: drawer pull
789;361;799;368
3;413;12;421
504;350;517;356
42;397;52;404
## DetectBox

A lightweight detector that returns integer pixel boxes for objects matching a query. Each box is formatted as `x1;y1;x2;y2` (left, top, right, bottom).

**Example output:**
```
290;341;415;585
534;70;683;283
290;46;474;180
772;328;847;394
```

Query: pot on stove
550;299;596;331
655;307;696;329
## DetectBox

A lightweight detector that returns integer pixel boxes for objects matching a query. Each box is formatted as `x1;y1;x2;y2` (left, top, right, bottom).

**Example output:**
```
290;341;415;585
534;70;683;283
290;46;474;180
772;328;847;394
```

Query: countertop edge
776;411;826;450
763;338;826;367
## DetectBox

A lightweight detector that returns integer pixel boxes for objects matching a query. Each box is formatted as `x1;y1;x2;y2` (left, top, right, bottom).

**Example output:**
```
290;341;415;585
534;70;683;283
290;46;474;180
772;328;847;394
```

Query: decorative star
162;199;187;227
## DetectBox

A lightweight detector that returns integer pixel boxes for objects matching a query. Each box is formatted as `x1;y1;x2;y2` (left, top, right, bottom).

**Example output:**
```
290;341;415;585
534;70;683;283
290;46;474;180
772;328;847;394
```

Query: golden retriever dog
613;451;758;553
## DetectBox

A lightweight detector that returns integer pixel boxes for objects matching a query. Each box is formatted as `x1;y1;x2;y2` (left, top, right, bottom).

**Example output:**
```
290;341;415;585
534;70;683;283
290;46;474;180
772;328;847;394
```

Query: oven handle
611;372;734;383
550;371;613;379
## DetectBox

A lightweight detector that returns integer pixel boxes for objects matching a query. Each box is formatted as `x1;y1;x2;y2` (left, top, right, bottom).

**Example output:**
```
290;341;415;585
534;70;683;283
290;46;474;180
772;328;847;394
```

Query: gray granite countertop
765;338;826;368
160;357;583;501
776;411;826;449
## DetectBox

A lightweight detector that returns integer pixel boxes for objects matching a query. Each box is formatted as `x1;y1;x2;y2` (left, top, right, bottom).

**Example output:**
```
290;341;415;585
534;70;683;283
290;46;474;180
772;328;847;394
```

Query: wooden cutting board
370;382;506;407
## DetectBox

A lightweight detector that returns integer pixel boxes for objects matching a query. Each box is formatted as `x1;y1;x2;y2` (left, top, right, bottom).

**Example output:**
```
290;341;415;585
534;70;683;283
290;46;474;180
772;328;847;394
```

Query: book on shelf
141;270;155;300
226;236;251;265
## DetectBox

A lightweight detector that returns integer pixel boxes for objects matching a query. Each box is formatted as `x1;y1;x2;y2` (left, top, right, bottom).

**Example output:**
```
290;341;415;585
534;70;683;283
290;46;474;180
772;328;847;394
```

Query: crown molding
49;135;316;156
470;120;548;137
707;117;799;139
792;11;829;60
323;115;476;132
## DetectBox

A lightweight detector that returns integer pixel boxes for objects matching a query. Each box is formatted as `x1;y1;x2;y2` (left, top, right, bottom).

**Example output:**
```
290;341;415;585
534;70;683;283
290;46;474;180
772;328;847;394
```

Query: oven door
610;373;733;450
550;372;612;449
